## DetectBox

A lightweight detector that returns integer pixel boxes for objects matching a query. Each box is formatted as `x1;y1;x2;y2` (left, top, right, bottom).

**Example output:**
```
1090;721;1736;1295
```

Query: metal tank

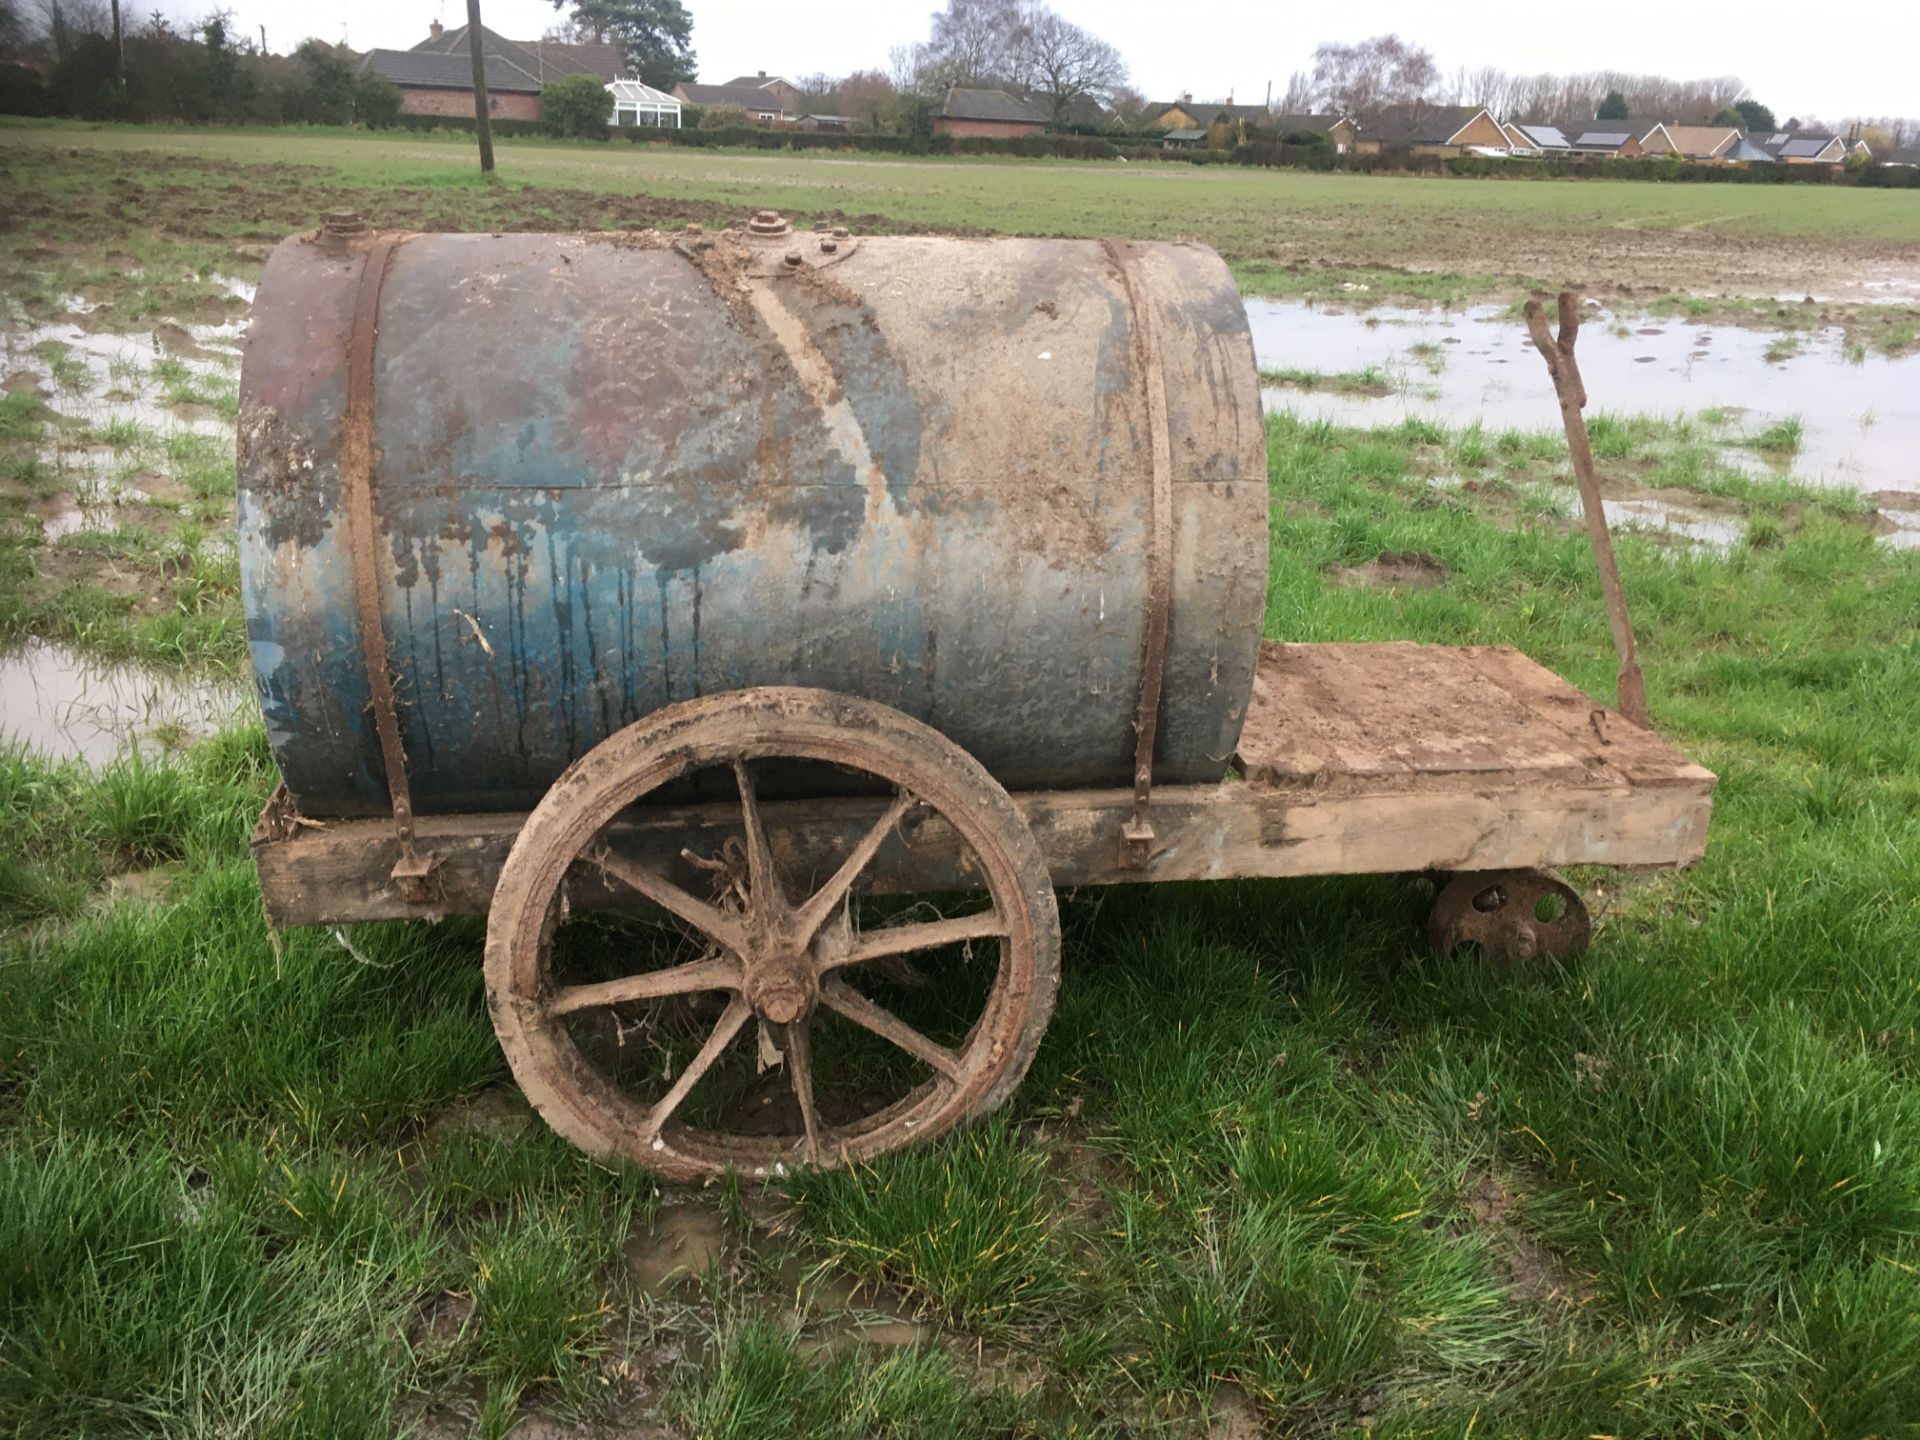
237;213;1269;817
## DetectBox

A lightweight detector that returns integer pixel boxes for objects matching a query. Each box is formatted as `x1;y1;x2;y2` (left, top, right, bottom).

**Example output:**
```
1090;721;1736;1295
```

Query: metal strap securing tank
1105;240;1174;869
340;235;436;900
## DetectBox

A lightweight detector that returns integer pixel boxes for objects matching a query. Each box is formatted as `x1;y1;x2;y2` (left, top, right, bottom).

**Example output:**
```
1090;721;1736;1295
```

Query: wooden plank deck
254;642;1714;928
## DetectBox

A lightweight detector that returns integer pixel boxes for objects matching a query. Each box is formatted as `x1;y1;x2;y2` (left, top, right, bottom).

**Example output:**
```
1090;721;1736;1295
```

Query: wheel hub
742;940;817;1025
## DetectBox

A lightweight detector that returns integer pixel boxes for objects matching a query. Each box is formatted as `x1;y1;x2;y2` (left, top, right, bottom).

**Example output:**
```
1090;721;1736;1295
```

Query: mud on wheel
484;687;1061;1183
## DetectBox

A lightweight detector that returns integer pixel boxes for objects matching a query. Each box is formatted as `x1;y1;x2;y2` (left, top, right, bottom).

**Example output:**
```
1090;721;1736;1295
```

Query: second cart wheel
1428;868;1591;968
484;687;1061;1183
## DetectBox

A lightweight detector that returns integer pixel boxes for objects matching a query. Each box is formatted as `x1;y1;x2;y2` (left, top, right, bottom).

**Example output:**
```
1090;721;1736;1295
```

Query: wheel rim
485;688;1060;1182
1428;868;1591;967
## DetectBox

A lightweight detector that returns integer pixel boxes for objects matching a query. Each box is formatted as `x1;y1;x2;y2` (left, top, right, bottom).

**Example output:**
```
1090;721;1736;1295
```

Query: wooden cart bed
254;642;1714;928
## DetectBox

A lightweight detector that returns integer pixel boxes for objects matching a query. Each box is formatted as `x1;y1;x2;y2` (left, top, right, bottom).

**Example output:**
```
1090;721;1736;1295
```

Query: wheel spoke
732;759;786;916
783;1019;825;1159
547;955;741;1016
793;791;916;944
587;847;747;957
825;910;1007;973
644;995;751;1140
820;975;962;1080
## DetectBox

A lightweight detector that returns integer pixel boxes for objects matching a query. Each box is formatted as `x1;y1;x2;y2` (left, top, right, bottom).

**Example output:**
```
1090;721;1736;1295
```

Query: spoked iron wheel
484;687;1061;1183
1427;868;1591;968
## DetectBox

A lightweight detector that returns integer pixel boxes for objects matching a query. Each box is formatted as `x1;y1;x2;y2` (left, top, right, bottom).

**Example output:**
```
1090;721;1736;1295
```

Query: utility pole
467;0;496;173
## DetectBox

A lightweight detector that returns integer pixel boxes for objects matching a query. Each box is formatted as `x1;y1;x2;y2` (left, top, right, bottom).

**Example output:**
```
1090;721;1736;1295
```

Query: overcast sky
207;0;1916;121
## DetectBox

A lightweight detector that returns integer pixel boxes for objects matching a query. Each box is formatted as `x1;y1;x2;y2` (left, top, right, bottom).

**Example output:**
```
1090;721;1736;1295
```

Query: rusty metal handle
1105;240;1174;868
341;235;439;898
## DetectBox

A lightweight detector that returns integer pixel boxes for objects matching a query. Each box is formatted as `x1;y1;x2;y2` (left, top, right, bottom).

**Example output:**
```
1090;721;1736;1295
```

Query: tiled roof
360;47;542;93
1355;104;1489;145
1649;124;1738;157
1155;100;1271;122
362;24;623;92
1269;112;1347;133
940;87;1046;124
675;82;791;111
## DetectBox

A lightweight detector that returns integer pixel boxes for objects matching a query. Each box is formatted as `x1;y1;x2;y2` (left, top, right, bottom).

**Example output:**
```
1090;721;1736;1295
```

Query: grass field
7;119;1920;309
3;123;1920;1438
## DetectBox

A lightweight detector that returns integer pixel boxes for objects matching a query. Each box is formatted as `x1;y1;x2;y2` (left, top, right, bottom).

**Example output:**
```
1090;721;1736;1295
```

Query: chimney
758;70;766;78
429;19;442;38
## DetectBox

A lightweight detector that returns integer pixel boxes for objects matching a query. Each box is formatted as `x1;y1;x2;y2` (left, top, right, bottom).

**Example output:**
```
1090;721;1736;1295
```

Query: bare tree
791;70;838;101
838;67;897;130
1307;34;1436;114
924;0;1021;87
886;40;933;95
1106;83;1154;130
1276;70;1314;113
1009;2;1124;128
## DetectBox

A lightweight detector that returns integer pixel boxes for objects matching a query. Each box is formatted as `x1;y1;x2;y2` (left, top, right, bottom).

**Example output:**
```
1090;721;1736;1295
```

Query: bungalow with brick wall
1748;129;1850;164
1510;123;1574;154
671;77;798;123
1151;96;1272;131
1639;124;1741;160
358;22;623;122
934;87;1046;139
1561;124;1646;157
1351;104;1510;156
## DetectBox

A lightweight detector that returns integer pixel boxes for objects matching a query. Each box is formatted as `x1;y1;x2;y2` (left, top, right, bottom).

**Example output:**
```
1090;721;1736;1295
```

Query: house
1562;126;1646;157
1269;112;1357;151
1777;134;1848;163
1847;136;1873;162
1639;123;1740;161
717;72;804;113
1350;104;1510;156
1151;95;1271;131
1500;121;1539;155
934;87;1046;139
671;77;798;124
358;21;624;121
1510;123;1574;154
1752;130;1849;164
1161;127;1207;150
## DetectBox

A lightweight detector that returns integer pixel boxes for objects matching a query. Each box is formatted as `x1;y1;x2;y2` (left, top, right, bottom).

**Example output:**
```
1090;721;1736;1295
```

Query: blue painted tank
237;219;1268;817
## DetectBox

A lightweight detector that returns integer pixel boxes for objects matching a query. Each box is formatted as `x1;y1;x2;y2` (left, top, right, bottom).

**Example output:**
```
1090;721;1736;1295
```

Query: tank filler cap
747;209;792;238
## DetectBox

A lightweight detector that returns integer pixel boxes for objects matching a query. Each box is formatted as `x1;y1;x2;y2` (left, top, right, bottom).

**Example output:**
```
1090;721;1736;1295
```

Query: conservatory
607;80;682;128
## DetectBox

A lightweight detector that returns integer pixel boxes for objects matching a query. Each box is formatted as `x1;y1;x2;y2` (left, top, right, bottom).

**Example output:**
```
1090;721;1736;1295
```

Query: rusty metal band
340;236;420;861
1105;240;1175;856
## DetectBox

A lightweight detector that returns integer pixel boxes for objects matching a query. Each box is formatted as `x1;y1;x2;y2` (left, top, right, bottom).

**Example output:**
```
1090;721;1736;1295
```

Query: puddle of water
0;638;247;765
1593;495;1744;551
3;320;236;446
625;1201;732;1297
1250;299;1920;494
